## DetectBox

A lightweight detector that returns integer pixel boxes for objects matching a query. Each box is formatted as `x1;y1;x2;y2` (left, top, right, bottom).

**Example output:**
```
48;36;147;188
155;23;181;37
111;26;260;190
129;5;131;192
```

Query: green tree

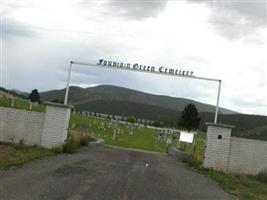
28;89;40;103
127;116;137;123
178;103;200;131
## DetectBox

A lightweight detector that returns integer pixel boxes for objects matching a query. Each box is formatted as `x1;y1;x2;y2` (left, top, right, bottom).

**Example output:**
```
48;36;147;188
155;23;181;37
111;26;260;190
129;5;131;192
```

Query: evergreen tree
178;103;201;131
28;89;40;103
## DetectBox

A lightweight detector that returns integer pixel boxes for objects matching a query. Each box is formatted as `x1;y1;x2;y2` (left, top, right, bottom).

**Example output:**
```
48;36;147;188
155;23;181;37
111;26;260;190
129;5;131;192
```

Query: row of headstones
74;117;149;132
108;123;179;145
80;111;124;121
74;117;181;134
154;129;180;145
7;98;39;111
77;110;154;124
112;128;136;140
74;119;180;137
73;118;182;147
73;119;140;133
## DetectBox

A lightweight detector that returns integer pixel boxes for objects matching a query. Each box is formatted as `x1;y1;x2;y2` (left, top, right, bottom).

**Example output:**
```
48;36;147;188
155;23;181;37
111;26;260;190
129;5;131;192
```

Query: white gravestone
166;137;172;145
112;129;117;140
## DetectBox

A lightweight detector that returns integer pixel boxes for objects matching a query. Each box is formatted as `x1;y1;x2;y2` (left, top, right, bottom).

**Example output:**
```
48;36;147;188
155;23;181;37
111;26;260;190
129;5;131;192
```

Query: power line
3;18;258;42
206;20;260;28
3;25;154;39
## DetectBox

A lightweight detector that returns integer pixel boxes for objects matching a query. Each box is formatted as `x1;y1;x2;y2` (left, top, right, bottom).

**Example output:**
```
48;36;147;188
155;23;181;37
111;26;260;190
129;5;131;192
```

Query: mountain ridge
40;85;238;115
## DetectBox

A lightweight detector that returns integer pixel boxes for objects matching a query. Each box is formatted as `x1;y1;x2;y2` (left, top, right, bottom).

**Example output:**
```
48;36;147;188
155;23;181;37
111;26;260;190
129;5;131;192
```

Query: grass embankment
0;133;93;170
0;143;55;170
181;137;267;200
0;97;45;112
70;114;177;153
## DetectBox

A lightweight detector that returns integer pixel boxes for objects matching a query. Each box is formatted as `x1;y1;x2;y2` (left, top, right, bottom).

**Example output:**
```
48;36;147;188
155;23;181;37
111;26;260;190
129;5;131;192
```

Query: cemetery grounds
70;114;205;154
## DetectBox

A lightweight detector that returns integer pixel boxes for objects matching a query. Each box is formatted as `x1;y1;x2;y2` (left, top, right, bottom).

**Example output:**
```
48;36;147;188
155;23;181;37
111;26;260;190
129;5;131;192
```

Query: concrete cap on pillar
44;101;74;109
205;123;235;129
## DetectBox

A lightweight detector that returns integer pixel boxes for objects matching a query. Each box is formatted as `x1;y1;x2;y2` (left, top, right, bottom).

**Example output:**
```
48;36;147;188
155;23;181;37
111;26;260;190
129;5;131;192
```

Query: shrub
62;139;79;153
250;171;267;184
181;156;202;168
14;139;25;150
80;137;89;146
52;146;63;154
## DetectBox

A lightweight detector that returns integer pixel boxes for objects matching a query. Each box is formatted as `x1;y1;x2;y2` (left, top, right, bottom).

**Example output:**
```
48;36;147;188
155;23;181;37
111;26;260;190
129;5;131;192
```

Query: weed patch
0;143;55;170
249;171;267;184
182;156;267;200
62;138;80;153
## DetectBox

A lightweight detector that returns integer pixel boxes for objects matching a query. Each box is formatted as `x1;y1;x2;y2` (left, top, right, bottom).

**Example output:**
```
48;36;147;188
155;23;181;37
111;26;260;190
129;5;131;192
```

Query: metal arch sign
97;59;194;78
64;59;222;124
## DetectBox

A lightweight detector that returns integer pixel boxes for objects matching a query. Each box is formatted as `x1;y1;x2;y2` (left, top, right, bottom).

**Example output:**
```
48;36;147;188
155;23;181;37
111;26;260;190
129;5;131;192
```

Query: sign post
64;59;222;123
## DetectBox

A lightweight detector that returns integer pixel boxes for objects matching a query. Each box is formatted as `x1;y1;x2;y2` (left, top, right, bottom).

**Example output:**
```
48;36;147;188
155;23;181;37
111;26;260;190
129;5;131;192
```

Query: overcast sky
1;0;267;115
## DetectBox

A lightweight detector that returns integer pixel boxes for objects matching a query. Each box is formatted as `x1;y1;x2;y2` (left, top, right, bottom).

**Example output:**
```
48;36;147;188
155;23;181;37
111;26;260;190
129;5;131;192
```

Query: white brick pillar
203;123;235;172
41;102;73;148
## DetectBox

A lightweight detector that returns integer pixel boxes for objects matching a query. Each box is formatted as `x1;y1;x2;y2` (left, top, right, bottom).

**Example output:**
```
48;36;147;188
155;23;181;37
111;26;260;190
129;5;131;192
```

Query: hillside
0;87;27;99
236;125;267;141
74;100;179;123
198;112;267;138
40;85;237;114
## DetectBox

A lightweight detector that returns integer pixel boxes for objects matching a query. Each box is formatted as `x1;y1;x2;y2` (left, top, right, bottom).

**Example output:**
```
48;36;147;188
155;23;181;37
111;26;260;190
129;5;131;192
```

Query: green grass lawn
0;143;55;170
0;97;45;112
70;114;179;153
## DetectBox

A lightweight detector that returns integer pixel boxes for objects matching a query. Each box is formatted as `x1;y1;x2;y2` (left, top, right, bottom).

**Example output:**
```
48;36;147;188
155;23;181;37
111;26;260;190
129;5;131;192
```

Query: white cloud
1;0;266;115
188;0;267;39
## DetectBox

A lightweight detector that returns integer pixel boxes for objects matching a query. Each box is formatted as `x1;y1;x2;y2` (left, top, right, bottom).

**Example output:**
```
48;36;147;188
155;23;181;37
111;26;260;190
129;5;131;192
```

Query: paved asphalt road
0;146;234;200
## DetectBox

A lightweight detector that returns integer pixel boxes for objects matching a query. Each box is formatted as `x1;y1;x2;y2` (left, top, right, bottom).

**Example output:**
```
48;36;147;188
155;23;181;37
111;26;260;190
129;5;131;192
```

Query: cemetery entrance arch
64;60;222;123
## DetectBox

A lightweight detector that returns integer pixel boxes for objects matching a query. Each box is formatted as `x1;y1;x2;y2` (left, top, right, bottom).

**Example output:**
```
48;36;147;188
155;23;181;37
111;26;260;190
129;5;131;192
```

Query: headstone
11;99;15;107
29;101;32;110
166;137;172;145
157;134;161;141
112;129;117;140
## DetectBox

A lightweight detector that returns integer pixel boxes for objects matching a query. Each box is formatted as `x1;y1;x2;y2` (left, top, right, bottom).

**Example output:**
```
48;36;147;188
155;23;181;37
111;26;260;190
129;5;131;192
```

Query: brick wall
0;102;72;148
0;107;44;145
204;123;267;175
228;137;267;174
